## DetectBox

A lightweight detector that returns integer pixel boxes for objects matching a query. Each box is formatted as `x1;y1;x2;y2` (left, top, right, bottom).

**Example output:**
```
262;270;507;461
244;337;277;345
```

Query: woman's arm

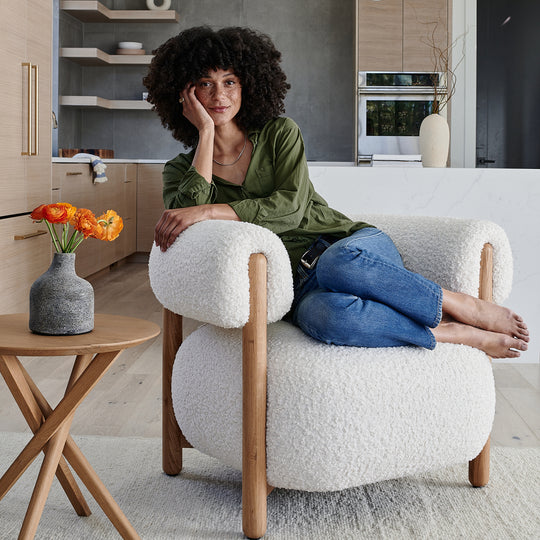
156;86;242;251
154;203;240;252
181;84;214;184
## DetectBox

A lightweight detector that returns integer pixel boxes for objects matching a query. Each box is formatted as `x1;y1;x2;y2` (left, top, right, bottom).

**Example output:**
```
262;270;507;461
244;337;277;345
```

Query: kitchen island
52;158;540;363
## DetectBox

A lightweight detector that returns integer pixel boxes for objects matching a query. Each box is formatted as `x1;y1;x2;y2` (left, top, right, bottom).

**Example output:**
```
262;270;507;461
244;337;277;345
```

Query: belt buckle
300;255;319;270
300;248;319;270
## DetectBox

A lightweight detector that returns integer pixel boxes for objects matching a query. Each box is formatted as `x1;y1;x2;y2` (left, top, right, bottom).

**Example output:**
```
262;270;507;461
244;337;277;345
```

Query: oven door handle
358;87;446;95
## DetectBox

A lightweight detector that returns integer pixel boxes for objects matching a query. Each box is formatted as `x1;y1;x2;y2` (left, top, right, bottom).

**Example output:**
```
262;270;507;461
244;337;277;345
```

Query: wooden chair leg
242;254;268;539
162;309;184;476
469;437;490;487
469;243;494;487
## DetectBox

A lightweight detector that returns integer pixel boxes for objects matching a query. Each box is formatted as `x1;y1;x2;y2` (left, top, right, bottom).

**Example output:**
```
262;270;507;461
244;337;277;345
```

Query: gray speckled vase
29;253;94;335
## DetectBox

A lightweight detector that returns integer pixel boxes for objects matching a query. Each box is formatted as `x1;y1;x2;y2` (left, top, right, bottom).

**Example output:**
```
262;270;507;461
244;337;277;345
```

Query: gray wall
57;0;356;161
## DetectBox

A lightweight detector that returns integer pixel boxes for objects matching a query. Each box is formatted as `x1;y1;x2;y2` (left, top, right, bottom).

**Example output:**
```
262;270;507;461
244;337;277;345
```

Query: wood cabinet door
0;1;51;217
403;0;448;72
136;164;165;252
53;163;136;277
25;0;53;212
0;3;28;216
358;0;403;71
0;215;51;314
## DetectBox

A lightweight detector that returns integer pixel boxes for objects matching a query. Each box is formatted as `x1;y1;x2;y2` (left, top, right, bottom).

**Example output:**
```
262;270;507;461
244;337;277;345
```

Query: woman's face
194;68;242;127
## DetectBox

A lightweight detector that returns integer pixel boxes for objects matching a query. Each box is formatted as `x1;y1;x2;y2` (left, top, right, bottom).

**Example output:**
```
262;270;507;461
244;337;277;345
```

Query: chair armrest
148;220;293;328
358;214;513;303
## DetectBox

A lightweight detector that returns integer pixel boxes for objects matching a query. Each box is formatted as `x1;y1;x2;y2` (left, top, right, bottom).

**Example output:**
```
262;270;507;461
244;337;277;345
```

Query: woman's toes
512;339;528;351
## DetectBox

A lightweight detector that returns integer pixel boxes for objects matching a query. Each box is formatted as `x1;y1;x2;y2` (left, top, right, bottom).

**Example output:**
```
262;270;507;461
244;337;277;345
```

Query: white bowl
118;41;143;49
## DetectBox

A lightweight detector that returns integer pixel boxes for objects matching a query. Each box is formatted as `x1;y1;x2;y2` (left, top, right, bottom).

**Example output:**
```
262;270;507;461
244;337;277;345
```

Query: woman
144;26;529;358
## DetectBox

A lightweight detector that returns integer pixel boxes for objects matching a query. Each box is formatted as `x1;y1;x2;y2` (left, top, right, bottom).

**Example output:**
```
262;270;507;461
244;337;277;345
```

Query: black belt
300;236;334;269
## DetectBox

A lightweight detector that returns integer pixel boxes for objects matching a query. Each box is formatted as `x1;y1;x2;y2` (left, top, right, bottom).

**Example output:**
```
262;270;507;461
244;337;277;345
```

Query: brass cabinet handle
31;64;39;155
66;171;83;175
14;230;48;241
21;62;32;156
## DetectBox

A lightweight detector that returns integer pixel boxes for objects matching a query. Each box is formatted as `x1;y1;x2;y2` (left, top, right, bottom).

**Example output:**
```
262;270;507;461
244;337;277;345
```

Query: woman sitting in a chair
143;26;528;358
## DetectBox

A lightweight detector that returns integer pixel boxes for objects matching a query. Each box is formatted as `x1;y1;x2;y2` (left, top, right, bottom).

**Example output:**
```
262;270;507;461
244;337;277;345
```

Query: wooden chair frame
162;245;494;539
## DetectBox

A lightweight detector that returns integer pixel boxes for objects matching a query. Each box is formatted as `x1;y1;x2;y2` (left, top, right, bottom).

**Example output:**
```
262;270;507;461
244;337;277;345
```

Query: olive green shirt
163;117;370;275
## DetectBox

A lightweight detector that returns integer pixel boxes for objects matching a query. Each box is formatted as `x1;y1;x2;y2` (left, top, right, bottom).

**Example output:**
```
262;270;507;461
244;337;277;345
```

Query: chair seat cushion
172;321;495;492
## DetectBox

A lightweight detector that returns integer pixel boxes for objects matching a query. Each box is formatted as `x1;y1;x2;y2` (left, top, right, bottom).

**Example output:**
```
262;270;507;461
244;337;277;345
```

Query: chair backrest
359;214;513;304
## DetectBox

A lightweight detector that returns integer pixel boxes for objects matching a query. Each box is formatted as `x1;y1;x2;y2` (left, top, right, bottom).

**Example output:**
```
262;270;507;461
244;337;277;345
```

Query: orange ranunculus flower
71;208;100;239
30;204;47;221
56;202;77;222
96;210;123;241
42;203;69;224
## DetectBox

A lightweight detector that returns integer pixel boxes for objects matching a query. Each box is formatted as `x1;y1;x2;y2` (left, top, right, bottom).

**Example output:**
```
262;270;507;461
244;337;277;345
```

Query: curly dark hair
143;26;290;147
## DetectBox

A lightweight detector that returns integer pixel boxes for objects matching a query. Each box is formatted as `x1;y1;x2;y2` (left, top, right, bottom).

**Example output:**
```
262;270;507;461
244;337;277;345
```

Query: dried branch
421;20;467;114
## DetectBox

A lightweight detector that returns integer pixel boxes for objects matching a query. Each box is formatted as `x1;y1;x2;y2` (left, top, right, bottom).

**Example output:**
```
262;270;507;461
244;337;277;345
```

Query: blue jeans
291;228;443;349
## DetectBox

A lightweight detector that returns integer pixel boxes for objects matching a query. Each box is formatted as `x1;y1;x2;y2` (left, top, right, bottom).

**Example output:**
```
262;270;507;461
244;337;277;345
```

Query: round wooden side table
0;313;160;540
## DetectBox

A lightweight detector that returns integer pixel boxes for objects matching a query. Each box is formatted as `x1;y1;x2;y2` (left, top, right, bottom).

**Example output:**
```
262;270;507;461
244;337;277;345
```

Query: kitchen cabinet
52;162;137;277
136;164;165;252
0;216;52;313
0;1;53;313
0;1;52;216
358;0;449;72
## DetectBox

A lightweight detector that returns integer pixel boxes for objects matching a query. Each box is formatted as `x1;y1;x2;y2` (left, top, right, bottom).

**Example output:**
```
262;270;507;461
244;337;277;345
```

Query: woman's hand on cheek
181;85;214;133
154;205;210;252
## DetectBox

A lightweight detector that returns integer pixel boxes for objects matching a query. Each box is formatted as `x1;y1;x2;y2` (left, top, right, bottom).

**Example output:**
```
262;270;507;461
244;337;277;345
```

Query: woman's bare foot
432;321;528;358
442;289;529;342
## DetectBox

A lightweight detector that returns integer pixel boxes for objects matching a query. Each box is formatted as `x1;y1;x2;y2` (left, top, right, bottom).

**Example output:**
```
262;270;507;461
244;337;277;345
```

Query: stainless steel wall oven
357;72;447;162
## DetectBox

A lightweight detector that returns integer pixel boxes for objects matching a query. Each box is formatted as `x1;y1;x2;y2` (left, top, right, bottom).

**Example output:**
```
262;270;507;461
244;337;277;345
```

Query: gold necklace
213;134;248;166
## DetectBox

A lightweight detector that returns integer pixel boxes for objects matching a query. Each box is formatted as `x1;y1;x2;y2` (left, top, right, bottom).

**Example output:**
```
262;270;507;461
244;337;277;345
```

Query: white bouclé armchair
149;214;513;539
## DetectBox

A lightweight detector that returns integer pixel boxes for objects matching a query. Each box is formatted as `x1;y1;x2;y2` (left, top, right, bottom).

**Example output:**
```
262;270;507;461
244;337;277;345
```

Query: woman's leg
293;288;436;348
304;227;529;357
316;228;443;328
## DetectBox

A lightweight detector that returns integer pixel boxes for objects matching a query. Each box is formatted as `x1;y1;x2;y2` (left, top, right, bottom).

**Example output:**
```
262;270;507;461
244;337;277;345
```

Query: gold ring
178;97;185;103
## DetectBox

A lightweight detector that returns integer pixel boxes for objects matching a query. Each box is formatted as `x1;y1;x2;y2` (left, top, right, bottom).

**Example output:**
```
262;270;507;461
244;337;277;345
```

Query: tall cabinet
357;0;449;72
0;1;52;313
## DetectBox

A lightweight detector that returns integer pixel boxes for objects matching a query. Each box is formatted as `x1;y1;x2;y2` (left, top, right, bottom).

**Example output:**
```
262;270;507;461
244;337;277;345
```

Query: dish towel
71;153;108;184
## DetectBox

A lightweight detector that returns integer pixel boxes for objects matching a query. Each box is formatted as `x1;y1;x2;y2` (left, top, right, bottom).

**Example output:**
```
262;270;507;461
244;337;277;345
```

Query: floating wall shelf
60;48;153;66
60;96;153;110
60;1;180;23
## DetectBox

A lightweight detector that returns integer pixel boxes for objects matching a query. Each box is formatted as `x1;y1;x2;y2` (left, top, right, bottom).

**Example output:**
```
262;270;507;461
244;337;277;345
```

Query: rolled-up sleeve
163;160;217;210
228;118;311;235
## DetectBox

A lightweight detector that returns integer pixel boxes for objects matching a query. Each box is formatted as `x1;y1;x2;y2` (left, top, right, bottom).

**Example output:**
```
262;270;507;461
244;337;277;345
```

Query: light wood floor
1;261;539;446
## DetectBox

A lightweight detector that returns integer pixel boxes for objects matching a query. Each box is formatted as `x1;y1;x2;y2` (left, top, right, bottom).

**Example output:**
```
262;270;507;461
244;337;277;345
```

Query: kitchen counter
50;159;540;362
52;158;356;166
52;158;167;164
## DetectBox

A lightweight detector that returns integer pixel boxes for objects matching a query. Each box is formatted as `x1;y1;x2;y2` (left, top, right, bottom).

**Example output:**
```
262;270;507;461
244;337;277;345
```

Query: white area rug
0;432;539;539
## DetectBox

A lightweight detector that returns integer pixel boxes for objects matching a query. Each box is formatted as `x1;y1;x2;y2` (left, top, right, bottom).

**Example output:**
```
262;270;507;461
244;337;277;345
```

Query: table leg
0;355;90;516
19;422;73;540
0;350;121;501
18;354;95;539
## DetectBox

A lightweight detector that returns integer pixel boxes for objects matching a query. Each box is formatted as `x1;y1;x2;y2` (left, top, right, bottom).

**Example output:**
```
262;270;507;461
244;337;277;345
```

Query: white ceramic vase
419;113;450;168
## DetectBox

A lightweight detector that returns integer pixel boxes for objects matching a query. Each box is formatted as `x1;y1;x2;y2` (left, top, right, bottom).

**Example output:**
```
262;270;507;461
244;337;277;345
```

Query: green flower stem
64;229;81;252
70;232;86;252
62;223;70;251
46;221;62;253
